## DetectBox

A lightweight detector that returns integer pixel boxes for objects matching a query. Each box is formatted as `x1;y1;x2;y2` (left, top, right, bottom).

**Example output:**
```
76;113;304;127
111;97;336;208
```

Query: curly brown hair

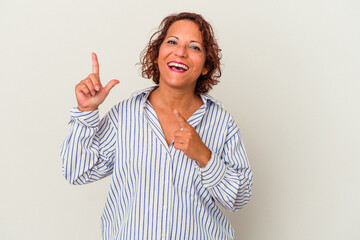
140;12;222;94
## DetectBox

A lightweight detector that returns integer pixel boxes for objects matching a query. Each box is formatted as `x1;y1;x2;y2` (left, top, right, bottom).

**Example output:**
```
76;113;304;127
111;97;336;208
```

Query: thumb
104;79;120;93
173;110;188;129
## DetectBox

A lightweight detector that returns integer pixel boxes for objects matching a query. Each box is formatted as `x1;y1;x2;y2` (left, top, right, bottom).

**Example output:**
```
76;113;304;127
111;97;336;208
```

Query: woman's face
157;20;207;92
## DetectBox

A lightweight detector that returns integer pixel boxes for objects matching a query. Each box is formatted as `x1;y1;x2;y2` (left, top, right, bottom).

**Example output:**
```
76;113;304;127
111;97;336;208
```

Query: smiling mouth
167;61;189;72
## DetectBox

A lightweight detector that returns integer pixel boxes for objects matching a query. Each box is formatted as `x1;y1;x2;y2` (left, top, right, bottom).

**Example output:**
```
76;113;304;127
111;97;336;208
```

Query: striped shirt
61;86;253;240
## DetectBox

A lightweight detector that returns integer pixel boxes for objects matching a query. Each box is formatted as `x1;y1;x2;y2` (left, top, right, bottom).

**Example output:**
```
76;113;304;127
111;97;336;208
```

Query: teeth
168;62;189;70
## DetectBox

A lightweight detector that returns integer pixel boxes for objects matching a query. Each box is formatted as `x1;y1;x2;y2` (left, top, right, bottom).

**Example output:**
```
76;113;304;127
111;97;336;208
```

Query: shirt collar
199;93;224;108
131;85;158;100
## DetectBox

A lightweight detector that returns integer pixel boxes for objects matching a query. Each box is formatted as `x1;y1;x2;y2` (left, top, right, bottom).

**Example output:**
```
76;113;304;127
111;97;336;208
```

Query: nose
174;44;188;58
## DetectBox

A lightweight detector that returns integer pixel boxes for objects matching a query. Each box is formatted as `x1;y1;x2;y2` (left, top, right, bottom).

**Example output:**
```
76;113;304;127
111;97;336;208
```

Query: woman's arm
173;110;253;211
199;123;253;212
61;53;120;185
60;106;118;185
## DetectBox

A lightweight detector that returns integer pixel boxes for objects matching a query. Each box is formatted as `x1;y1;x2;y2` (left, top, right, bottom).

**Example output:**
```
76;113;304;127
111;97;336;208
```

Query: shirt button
164;180;169;184
162;233;166;238
163;205;167;210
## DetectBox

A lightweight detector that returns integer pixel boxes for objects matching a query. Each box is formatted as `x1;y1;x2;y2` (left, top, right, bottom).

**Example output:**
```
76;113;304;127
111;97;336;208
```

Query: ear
202;68;208;75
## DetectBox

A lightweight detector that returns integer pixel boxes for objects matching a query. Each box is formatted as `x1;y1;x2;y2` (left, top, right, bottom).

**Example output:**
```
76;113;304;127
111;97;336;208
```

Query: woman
61;12;252;240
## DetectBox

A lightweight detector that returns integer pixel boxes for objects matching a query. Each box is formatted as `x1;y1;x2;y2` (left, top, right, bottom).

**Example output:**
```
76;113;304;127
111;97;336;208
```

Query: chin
163;80;196;91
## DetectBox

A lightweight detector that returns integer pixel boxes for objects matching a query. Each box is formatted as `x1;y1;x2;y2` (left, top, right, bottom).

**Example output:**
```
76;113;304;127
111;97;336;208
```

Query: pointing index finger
92;52;99;75
173;110;189;129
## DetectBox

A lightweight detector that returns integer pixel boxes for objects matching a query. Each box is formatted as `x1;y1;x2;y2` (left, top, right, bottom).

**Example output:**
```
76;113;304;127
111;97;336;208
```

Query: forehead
166;20;203;42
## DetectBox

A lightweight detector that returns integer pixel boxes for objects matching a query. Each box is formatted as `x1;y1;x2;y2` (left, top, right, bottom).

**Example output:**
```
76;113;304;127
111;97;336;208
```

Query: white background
1;0;359;239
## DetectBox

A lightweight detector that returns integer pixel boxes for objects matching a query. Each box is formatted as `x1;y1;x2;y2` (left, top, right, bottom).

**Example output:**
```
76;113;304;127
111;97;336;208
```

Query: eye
167;40;177;45
190;45;201;52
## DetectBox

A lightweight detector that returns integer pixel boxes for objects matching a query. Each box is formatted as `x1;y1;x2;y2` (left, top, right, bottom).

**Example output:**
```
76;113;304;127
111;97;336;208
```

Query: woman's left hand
173;110;211;168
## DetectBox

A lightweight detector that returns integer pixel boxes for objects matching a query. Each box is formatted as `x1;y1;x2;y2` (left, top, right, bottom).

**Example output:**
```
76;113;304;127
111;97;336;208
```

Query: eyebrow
167;35;202;44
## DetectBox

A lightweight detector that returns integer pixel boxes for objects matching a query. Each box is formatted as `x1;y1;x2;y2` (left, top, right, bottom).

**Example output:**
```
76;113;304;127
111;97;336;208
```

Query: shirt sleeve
60;107;118;185
199;120;253;212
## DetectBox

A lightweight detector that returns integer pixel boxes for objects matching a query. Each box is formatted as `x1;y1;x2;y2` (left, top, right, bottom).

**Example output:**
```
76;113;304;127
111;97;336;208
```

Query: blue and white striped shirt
61;86;253;240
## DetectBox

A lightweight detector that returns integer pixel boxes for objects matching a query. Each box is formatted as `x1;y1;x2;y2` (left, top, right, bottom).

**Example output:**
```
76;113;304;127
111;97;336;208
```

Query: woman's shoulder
201;94;232;117
201;94;241;132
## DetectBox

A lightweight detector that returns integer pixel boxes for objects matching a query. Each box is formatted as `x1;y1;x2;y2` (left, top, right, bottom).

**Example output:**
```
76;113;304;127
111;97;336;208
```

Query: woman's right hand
75;53;119;111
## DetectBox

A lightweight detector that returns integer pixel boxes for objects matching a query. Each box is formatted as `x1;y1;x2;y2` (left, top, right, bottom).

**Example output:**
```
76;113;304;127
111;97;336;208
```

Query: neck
149;84;201;112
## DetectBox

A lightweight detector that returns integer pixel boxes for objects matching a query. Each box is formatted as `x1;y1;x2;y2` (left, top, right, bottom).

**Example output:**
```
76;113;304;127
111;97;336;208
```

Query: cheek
157;50;166;68
197;52;206;67
196;57;206;72
158;44;169;58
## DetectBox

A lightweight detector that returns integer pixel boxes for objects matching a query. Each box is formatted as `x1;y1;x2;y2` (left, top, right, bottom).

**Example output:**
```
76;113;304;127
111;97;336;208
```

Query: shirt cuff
200;152;227;189
69;107;100;127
